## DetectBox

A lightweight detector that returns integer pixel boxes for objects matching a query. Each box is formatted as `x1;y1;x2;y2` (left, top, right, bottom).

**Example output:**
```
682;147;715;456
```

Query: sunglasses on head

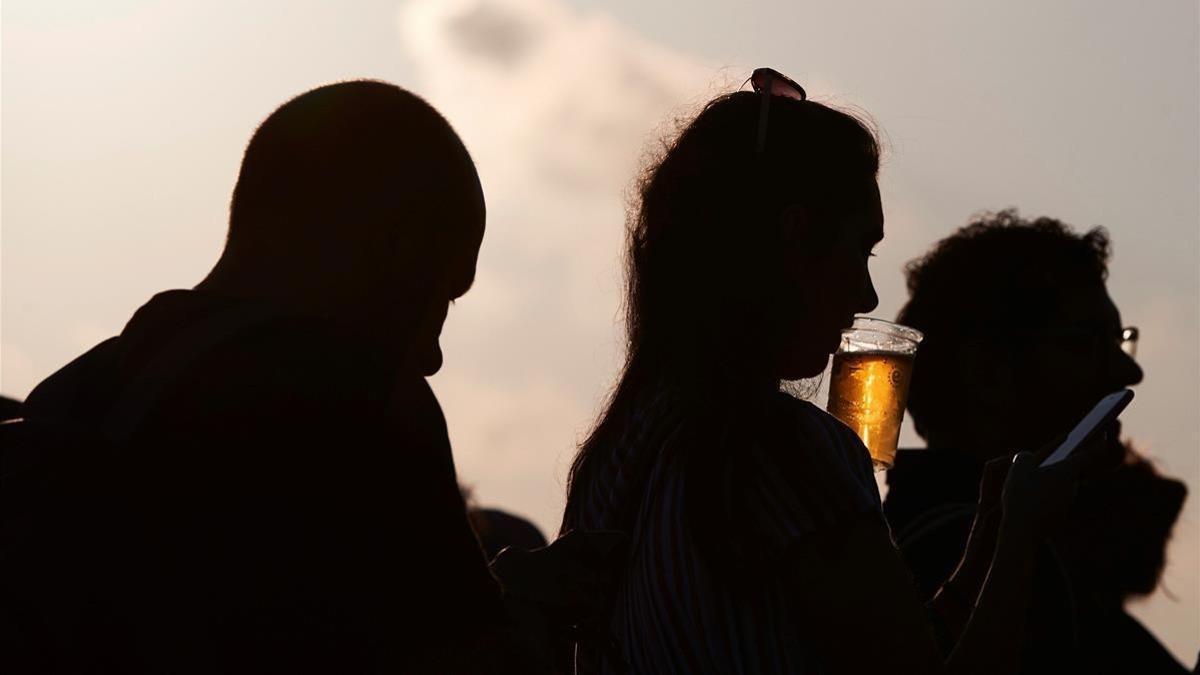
748;67;807;154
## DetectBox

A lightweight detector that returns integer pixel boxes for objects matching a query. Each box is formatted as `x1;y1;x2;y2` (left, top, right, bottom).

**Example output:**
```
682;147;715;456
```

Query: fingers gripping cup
827;318;923;471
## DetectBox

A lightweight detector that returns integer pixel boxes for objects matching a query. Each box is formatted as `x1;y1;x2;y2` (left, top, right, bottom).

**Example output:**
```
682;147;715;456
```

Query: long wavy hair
562;90;881;533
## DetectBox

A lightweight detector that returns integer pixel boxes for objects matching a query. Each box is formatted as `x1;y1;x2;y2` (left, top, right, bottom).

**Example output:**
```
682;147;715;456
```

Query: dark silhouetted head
1055;441;1187;607
898;210;1143;458
460;485;549;560
208;80;484;375
627;91;881;387
565;87;882;530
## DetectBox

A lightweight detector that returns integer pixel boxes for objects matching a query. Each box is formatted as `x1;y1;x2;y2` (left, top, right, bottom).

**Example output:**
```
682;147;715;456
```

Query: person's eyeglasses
1120;326;1139;358
1009;325;1140;360
748;67;807;154
1046;325;1140;359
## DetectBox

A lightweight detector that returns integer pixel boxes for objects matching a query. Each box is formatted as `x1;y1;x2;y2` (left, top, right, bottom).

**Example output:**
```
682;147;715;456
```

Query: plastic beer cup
827;318;923;471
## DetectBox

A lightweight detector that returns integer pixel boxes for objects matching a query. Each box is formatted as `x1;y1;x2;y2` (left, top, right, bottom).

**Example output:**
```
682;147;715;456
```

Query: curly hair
897;209;1112;438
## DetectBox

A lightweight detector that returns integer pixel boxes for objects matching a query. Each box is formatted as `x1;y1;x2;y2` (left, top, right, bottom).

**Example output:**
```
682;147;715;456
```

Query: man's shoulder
133;295;399;417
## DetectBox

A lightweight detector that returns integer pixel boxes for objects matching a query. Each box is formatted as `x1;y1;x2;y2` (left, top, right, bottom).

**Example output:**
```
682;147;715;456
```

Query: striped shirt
567;387;882;675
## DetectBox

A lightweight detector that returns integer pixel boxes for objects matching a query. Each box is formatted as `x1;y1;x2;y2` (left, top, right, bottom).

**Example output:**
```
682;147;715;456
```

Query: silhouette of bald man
5;81;536;673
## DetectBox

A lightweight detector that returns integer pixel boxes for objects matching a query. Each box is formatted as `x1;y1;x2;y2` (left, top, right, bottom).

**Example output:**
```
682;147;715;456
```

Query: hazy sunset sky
3;0;1197;661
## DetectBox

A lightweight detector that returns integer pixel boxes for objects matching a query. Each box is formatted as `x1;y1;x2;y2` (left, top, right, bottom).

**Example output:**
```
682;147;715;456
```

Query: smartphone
1039;389;1134;468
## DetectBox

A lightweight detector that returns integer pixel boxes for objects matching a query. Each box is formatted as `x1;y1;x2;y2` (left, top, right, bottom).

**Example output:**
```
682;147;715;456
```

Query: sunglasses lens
751;68;806;101
750;68;773;93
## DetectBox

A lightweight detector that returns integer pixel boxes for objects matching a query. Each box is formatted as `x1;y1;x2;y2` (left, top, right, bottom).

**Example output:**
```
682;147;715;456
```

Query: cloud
399;0;720;196
396;0;721;531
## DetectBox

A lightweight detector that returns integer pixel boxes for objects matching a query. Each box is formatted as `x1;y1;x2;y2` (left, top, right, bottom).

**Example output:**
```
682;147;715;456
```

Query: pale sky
3;0;1198;662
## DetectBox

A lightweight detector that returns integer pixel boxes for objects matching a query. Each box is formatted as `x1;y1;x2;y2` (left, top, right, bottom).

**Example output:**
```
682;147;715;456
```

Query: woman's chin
777;352;831;381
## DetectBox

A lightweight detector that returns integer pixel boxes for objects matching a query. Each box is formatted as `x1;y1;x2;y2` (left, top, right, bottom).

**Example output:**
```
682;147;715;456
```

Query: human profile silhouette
885;210;1186;673
200;79;485;374
2;80;606;675
561;72;1079;675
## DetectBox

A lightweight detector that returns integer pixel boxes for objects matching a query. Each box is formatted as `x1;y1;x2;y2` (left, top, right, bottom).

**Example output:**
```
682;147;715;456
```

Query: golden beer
826;318;923;471
828;352;914;470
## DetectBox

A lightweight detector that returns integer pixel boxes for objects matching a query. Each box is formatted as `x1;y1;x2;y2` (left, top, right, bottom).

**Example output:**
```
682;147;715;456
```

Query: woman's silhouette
562;70;1079;675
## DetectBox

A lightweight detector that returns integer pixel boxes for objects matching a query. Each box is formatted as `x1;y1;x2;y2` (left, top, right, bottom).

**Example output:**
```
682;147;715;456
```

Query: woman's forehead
843;182;884;239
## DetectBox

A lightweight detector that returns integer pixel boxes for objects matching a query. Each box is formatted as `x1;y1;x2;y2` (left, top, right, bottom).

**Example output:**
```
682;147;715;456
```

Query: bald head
205;81;485;374
229;80;482;255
